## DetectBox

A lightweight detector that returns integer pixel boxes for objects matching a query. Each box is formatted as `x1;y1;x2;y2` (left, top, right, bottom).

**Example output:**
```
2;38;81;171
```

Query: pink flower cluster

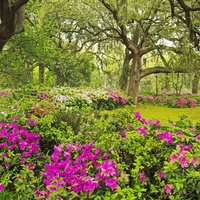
176;98;197;108
134;112;160;138
164;184;173;194
168;143;199;168
109;92;128;105
0;91;8;98
158;131;173;144
0;184;4;193
0;120;41;167
36;141;118;199
138;94;197;108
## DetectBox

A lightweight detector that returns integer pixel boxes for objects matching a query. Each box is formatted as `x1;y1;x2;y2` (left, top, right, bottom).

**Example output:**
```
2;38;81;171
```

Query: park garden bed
138;93;200;108
0;86;200;199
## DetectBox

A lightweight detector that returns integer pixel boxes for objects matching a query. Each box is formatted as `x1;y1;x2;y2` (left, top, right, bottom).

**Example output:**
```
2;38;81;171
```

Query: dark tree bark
127;54;142;104
0;0;29;52
168;0;200;50
39;64;45;84
192;73;200;94
119;48;132;91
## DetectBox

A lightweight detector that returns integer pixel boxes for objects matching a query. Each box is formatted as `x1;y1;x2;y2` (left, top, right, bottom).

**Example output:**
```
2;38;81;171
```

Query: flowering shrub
28;102;55;118
50;87;130;110
1;86;200;199
36;141;119;199
0;118;44;199
138;93;198;108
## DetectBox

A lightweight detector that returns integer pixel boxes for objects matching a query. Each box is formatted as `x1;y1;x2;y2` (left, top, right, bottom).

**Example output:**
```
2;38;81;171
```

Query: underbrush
0;86;200;199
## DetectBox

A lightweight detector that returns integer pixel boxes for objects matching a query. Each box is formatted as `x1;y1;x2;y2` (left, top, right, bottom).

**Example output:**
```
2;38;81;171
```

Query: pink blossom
180;157;189;168
102;153;109;159
1;153;7;158
109;146;114;152
196;135;200;141
169;154;179;163
120;130;127;139
20;158;26;163
178;150;186;158
139;171;145;183
87;131;92;135
192;156;199;167
19;140;27;150
159;131;173;144
140;118;148;125
158;171;165;178
137;127;147;137
12;117;18;121
148;119;154;125
134;112;141;119
0;184;4;193
28;118;37;126
104;177;118;191
164;184;173;194
67;143;74;152
75;142;82;151
4;162;9;168
155;120;160;127
177;131;184;136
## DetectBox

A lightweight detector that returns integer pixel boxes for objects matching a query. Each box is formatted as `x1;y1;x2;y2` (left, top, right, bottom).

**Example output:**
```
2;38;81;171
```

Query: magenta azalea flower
1;153;7;158
164;184;173;194
67;143;74;152
120;130;127;139
159;131;173;144
139;171;145;183
192;156;199;168
180;157;189;168
28;118;37;126
155;120;160;127
0;184;4;193
4;162;9;168
134;112;141;119
137;127;147;137
158;171;165;178
169;154;179;163
196;135;200;141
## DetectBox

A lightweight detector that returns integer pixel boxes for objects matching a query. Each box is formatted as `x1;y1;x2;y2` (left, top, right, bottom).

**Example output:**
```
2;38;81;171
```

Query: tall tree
0;0;29;52
168;0;200;50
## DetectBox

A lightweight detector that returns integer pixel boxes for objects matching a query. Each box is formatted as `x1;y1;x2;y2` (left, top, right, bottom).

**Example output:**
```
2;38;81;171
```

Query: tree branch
141;66;189;78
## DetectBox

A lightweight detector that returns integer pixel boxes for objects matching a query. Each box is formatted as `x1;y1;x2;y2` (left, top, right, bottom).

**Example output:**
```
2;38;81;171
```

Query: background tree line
0;0;199;103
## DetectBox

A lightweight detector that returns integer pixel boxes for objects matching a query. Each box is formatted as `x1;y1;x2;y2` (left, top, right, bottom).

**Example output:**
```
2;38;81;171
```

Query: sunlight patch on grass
135;104;200;125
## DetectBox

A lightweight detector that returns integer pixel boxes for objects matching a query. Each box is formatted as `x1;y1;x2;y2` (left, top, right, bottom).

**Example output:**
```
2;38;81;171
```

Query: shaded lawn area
135;104;200;125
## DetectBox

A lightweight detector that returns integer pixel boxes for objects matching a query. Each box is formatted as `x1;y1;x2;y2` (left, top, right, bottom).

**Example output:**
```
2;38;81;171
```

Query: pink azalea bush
138;93;198;108
1;87;200;199
36;141;119;199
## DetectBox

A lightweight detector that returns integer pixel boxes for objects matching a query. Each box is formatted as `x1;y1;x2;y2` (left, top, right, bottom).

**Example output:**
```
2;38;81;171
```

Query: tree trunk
119;48;132;91
164;74;170;91
15;5;26;33
0;1;28;52
27;64;34;83
39;64;45;84
192;73;200;94
127;55;141;104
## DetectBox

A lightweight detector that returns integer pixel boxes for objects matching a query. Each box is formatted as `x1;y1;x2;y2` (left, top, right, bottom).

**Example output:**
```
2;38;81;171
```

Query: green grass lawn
135;104;200;125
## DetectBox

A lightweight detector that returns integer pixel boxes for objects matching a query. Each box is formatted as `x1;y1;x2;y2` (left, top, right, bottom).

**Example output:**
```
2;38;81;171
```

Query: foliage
0;86;200;200
138;93;199;108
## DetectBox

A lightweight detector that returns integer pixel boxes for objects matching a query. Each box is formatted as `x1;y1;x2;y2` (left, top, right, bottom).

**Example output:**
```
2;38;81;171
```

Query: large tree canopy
0;0;29;52
169;0;200;50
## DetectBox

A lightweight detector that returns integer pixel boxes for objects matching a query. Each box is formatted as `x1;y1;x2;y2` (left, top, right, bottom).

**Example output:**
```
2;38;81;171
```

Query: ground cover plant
0;86;200;199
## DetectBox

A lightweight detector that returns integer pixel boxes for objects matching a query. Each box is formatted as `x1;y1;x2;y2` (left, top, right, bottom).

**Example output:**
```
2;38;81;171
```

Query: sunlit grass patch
135;104;200;125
